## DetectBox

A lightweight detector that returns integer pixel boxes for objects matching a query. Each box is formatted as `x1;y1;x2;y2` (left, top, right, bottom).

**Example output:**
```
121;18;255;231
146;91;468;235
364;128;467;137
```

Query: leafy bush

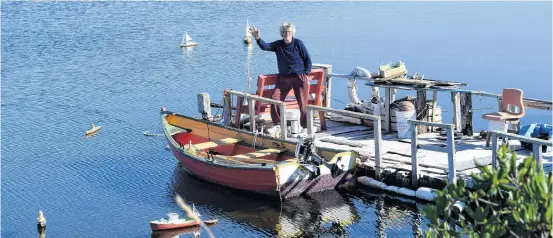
421;144;552;237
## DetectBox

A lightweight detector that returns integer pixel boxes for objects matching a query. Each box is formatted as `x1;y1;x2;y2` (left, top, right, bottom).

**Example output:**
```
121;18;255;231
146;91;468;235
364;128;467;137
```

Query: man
250;22;312;131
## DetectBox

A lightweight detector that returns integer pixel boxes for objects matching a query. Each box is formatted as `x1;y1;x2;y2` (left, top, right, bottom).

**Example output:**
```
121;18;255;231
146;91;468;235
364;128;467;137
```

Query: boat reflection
168;164;360;237
151;226;203;238
181;46;195;58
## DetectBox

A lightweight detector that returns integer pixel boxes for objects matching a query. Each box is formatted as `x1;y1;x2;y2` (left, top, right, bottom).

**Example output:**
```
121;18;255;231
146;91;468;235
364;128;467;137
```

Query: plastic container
395;110;416;139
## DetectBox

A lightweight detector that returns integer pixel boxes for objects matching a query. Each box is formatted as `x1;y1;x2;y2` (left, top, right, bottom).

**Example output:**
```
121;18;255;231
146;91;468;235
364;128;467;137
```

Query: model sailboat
244;18;252;44
180;31;198;48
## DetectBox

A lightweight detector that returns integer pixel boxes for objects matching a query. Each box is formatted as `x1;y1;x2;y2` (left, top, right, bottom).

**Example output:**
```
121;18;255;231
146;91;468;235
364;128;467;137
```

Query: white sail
245;18;251;37
181;33;186;45
185;31;193;42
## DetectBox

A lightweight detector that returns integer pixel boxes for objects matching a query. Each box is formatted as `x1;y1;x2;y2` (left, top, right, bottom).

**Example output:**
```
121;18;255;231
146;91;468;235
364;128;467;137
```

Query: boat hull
150;219;217;231
168;143;280;196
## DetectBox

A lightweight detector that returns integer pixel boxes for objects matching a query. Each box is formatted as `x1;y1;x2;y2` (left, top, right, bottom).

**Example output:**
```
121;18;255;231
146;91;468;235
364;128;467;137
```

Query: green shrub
421;144;552;237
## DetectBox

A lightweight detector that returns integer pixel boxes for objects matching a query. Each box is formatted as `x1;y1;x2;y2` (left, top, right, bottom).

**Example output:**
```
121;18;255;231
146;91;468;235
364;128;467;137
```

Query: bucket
395;110;416;139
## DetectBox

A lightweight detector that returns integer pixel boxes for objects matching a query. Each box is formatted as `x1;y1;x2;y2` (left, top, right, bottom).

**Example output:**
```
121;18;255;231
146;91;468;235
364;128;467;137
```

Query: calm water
2;1;551;237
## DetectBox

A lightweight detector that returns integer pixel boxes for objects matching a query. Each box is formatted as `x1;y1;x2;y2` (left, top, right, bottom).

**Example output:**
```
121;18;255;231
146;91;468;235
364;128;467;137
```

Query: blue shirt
256;38;312;77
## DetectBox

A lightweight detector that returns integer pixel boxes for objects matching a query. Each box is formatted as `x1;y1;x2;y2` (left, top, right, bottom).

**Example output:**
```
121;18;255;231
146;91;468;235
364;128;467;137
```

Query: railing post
374;117;382;179
223;94;232;126
280;102;287;140
248;98;256;132
447;126;456;184
492;132;498;169
306;107;314;135
533;144;543;170
410;123;419;187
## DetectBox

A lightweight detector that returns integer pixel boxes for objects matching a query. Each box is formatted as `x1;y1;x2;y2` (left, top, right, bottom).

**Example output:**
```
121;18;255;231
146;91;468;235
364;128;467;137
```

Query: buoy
37;210;46;231
357;176;387;190
86;123;102;136
416;187;437;201
398;187;416;197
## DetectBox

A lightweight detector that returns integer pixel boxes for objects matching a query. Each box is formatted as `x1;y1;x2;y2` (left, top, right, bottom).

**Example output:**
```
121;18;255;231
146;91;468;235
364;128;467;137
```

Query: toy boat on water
150;206;218;231
86;123;102;136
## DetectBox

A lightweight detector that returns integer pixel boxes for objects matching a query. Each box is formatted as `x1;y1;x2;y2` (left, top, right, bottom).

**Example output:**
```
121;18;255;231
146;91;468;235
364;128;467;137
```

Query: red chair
234;68;327;130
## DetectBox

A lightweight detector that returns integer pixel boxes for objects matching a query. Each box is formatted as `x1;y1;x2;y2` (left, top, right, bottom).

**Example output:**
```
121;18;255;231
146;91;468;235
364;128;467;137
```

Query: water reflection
151;226;201;238
168;165;361;237
245;43;253;94
355;189;425;238
181;46;196;58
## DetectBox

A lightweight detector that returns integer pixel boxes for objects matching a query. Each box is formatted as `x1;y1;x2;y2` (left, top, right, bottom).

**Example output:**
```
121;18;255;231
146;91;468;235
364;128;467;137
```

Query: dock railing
408;120;456;187
223;89;288;140
490;130;553;170
306;105;383;177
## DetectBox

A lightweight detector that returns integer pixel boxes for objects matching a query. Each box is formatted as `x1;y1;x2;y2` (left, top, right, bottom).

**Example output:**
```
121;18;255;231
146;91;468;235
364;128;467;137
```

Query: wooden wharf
213;64;553;191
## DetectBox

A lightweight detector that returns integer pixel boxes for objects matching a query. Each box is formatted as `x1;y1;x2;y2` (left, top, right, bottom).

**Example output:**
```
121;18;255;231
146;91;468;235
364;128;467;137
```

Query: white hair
279;22;296;36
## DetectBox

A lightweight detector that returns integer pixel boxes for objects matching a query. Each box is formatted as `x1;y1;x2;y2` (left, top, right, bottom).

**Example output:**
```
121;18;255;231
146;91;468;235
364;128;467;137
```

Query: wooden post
223;93;232;126
374;118;382;179
234;96;244;128
533;144;543;170
447;126;456;184
416;89;428;134
460;92;473;136
451;92;461;132
307;107;314;135
431;91;438;132
492;132;498;169
411;123;419;187
197;93;212;120
248;98;256;132
280;104;287;140
384;88;395;132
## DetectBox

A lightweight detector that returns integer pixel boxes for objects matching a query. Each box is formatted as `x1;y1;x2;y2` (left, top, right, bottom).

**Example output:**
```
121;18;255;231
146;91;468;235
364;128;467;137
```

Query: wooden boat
86;123;102;136
150;209;217;231
160;108;358;199
180;31;198;48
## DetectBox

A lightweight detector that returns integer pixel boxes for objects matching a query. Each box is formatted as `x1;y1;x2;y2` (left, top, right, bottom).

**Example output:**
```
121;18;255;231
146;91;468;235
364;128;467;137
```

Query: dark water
1;2;551;237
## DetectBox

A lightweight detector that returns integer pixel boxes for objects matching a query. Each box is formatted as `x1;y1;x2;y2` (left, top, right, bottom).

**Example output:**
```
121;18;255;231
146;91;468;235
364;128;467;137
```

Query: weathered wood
491;133;499;169
460;92;473;136
411;124;419;187
280;105;287;140
383;88;396;132
197;93;212;120
374;118;383;179
533;144;543;170
248;98;256;132
451;92;461;132
223;94;232;126
431;91;438;132
416;89;428;134
446;127;456;184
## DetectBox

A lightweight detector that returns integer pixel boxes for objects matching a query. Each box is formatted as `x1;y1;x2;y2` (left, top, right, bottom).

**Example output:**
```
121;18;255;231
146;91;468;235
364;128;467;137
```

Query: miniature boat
244;18;252;44
86;123;102;136
180;31;198;48
150;209;218;231
160;108;358;199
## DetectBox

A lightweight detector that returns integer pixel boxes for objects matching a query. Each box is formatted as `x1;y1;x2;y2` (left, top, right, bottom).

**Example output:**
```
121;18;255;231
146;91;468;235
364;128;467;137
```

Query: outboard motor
295;137;355;178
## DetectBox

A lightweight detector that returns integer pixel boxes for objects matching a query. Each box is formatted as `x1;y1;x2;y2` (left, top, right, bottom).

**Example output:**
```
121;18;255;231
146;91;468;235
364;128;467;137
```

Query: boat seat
187;137;243;150
232;148;287;160
212;148;287;164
